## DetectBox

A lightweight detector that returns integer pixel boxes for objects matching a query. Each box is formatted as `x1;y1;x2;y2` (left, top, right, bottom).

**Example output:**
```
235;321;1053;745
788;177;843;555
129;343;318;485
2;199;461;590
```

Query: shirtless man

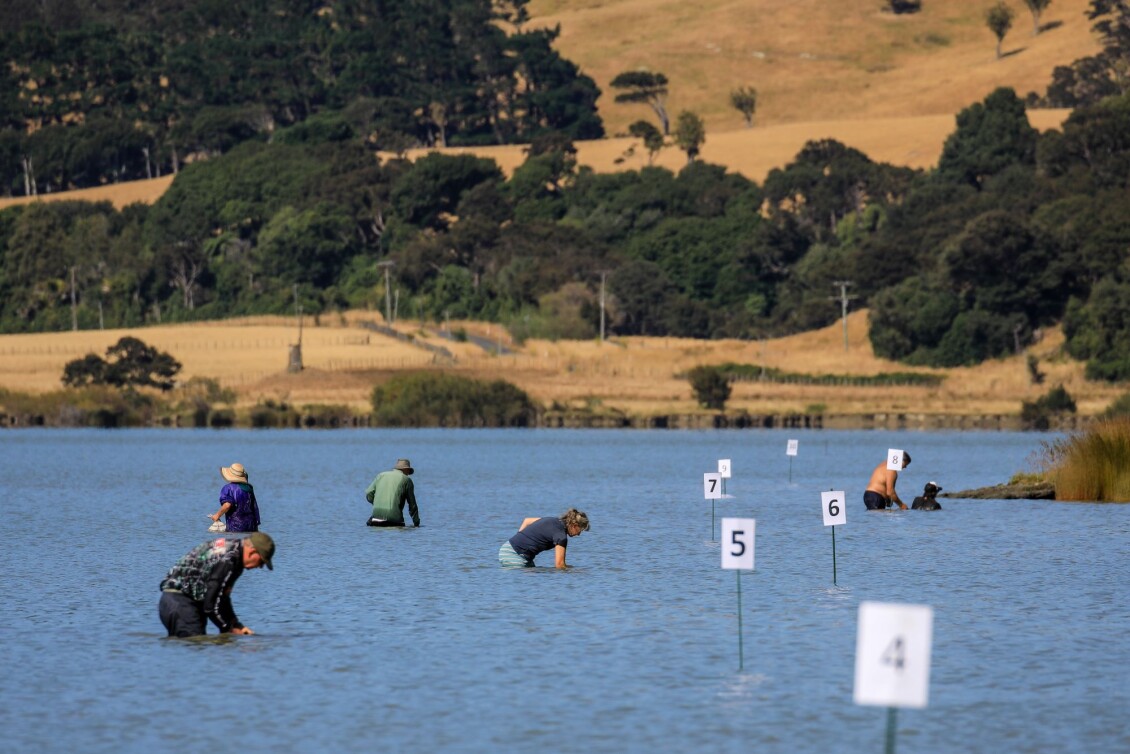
864;451;910;510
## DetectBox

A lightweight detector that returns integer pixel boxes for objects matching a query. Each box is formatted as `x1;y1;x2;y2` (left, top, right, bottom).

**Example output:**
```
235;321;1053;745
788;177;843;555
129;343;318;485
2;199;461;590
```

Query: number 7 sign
721;518;755;570
704;472;722;500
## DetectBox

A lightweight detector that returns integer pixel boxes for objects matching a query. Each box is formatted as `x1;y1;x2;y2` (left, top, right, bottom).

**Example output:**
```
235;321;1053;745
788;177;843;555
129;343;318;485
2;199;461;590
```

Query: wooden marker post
786;439;799;482
853;601;934;754
721;517;755;671
821;489;846;585
704;472;722;541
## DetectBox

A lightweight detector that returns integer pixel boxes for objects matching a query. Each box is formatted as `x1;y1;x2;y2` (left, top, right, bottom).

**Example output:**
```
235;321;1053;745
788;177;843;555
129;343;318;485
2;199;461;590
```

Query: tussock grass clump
1042;417;1130;502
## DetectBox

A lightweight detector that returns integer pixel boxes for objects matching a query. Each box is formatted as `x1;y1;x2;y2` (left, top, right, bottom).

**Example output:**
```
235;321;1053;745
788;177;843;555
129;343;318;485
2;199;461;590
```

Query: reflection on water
0;428;1126;753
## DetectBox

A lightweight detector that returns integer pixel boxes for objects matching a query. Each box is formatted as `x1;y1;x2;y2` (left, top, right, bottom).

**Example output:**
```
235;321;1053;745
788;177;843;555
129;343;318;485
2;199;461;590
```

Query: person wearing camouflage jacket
158;532;275;637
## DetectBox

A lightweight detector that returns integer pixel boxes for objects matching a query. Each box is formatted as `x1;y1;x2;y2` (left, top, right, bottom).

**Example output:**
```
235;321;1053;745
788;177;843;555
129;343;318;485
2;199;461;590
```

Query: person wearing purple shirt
209;462;261;532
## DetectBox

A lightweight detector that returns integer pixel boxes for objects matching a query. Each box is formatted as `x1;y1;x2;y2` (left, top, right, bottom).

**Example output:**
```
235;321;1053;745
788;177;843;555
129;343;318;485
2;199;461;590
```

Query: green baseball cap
247;532;275;570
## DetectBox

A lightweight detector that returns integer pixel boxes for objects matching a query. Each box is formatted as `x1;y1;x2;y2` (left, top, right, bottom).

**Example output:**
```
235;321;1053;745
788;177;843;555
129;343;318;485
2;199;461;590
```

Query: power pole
70;266;78;331
830;281;855;351
288;284;304;372
377;260;395;323
598;269;611;344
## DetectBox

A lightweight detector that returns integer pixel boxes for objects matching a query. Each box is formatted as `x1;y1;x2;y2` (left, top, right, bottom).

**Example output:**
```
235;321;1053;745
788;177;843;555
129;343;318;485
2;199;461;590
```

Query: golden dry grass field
0;311;1121;420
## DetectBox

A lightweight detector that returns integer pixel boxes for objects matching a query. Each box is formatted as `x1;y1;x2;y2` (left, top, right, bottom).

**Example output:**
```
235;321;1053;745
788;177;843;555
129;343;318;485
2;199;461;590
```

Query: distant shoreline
1;409;1088;431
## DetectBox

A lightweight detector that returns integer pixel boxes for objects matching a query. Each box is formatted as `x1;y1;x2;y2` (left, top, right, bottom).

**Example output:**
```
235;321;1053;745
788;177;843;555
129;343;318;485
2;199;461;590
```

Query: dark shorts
863;491;889;510
366;517;404;527
159;590;206;637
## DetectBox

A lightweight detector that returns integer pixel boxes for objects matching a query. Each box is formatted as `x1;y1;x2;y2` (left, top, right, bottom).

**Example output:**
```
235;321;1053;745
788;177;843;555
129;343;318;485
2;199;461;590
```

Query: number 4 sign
821;490;846;526
720;518;755;570
853;601;933;709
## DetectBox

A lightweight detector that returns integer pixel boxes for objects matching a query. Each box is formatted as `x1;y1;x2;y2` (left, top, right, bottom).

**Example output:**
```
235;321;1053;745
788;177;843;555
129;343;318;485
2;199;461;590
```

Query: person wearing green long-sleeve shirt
365;458;420;527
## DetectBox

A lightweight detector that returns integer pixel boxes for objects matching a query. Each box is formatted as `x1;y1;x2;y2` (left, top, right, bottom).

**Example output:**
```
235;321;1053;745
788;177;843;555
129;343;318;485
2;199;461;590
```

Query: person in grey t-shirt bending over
499;508;590;568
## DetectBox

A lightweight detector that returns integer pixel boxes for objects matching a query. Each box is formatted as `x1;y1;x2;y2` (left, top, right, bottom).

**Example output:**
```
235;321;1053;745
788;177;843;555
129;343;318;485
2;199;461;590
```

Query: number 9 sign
720;518;755;570
821;490;846;526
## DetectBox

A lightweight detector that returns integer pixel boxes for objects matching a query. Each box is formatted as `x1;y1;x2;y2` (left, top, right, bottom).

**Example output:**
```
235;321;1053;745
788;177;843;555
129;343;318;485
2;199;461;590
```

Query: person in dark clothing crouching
911;481;943;510
158;532;275;638
498;508;590;569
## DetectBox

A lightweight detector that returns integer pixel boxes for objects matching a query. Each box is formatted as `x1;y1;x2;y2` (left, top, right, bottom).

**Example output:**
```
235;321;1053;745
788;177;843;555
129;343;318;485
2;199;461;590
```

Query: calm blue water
0;428;1126;753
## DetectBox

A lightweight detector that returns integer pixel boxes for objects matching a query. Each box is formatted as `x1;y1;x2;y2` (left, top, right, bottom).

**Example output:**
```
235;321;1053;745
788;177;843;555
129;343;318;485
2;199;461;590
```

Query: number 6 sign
720;518;755;570
821;490;846;526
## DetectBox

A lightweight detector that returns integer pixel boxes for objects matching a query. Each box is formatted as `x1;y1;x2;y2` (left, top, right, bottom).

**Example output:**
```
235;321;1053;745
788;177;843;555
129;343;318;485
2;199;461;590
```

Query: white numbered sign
786;439;799;457
886;448;905;471
703;472;723;500
720;518;755;570
718;459;732;478
853;601;933;709
821;490;847;526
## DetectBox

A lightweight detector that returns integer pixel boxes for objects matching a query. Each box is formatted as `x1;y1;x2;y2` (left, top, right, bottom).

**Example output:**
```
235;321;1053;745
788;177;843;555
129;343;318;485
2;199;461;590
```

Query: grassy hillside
528;0;1099;134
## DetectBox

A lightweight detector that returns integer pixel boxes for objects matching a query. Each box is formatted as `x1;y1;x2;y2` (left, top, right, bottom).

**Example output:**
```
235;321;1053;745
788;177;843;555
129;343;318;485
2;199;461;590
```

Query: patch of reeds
1041;417;1130;502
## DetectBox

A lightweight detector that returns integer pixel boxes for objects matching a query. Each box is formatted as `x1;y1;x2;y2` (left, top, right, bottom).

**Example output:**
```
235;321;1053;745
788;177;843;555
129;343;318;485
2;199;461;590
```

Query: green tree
628;120;664;164
390;153;503;231
1064;276;1130;380
937;88;1037;189
673;111;706;165
986;2;1016;59
1023;0;1052;35
61;336;181;391
610;70;670;134
687;365;731;410
729;86;757;128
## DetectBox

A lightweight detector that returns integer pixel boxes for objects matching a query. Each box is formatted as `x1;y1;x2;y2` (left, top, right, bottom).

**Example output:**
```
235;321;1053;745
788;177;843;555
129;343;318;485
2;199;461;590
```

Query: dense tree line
6;85;1130;382
0;0;602;195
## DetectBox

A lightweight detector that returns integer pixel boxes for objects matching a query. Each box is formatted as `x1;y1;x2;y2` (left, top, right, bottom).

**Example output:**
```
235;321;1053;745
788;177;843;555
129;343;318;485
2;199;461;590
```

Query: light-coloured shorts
498;541;531;568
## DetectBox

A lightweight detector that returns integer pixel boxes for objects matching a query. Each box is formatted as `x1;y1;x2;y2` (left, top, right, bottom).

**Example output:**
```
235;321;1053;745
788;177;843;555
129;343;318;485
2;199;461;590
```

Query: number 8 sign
720;518;755;570
821;490;847;526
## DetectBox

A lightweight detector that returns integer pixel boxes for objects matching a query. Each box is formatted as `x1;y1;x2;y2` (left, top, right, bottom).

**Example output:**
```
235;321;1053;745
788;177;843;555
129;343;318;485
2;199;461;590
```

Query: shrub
370;372;540;427
1021;385;1077;430
888;0;922;13
687;365;731;410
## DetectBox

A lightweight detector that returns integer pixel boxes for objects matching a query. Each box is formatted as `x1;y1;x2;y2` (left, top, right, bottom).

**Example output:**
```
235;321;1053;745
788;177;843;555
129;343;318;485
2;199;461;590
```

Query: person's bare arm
518;517;539;531
210;502;232;522
888;470;907;509
554;544;568;569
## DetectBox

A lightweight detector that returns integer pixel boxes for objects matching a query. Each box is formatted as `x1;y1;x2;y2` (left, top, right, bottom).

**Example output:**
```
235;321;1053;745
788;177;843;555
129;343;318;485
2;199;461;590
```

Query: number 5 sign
853;601;933;709
720;518;755;570
821;490;846;526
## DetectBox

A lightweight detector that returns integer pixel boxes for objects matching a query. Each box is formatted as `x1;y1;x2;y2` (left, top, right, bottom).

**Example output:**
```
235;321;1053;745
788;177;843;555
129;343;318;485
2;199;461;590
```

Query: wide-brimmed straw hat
394;458;414;475
221;462;249;483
